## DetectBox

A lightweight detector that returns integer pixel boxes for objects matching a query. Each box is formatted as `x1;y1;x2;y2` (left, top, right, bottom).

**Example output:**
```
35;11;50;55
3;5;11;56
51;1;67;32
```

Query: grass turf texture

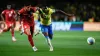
0;31;100;56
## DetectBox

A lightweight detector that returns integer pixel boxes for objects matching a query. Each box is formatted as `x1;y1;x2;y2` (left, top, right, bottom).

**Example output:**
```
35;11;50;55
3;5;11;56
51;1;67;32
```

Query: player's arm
13;10;17;20
55;9;74;17
18;9;24;23
37;8;47;20
1;11;5;21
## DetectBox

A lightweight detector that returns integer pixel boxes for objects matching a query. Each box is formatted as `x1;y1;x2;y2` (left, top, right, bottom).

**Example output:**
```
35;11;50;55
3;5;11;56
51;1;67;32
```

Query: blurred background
0;0;100;56
0;0;100;31
0;0;100;22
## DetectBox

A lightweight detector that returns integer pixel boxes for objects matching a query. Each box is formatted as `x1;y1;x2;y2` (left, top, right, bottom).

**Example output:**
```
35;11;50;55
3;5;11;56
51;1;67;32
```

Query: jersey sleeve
12;10;16;15
19;8;24;14
1;10;6;15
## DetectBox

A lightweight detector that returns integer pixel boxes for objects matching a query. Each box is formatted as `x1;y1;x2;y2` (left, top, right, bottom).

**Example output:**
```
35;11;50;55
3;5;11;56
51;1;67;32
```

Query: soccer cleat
20;31;24;35
12;37;16;42
32;46;38;52
20;27;24;35
49;47;53;51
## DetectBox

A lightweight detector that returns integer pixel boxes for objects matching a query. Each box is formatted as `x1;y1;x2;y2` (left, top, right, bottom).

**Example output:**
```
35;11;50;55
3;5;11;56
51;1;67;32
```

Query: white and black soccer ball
87;37;95;45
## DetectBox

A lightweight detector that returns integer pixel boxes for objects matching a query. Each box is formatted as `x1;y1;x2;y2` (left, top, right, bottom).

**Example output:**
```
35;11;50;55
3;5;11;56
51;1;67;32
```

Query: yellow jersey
33;11;39;21
39;8;55;25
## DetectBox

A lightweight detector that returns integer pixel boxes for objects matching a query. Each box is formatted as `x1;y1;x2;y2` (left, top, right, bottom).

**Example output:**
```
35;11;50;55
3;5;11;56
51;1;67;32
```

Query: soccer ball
87;37;95;45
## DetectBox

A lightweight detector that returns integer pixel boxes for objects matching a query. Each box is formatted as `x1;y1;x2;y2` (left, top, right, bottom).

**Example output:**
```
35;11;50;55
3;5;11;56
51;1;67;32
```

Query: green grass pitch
0;31;100;56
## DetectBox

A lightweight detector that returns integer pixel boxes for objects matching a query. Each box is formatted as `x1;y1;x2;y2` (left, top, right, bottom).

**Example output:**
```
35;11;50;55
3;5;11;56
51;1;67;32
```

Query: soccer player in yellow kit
38;6;73;51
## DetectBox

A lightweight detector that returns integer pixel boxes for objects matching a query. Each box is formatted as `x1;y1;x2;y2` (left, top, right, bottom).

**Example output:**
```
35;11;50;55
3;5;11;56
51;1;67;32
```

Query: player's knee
43;32;48;36
25;29;31;35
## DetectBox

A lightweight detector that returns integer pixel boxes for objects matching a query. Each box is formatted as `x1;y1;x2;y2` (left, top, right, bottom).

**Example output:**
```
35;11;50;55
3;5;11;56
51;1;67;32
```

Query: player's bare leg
11;27;16;42
43;32;53;51
24;28;38;52
10;23;16;42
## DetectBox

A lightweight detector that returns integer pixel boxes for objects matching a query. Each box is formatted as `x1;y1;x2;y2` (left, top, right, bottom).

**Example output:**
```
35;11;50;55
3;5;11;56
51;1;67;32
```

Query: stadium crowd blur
51;2;100;22
0;1;100;22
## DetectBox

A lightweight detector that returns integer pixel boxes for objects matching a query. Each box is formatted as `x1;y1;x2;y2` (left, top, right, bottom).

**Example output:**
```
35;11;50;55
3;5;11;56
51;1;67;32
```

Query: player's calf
11;27;16;42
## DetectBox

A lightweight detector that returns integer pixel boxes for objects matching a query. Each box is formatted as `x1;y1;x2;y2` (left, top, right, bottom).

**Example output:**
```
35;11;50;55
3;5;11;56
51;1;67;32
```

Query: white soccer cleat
12;37;16;42
49;47;53;51
32;46;38;52
20;31;24;35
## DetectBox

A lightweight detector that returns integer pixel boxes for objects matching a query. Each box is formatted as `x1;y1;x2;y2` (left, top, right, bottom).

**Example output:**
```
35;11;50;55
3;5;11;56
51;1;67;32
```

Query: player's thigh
40;25;48;33
10;22;16;29
23;24;31;35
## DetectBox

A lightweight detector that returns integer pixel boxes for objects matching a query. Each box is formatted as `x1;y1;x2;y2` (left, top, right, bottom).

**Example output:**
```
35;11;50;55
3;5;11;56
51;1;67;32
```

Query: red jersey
19;7;36;25
2;9;16;22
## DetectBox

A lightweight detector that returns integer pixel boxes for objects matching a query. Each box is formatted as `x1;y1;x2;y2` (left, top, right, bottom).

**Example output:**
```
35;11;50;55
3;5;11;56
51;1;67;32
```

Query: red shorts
6;21;16;28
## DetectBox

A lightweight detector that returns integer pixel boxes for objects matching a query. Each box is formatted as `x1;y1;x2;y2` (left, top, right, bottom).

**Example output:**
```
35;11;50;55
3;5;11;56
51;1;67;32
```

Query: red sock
28;35;34;47
11;29;14;37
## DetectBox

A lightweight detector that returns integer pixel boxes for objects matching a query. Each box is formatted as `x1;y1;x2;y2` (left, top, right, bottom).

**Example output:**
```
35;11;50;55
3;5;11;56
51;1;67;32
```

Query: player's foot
49;47;53;51
12;37;16;42
32;46;38;52
34;30;40;36
20;28;24;35
20;31;24;35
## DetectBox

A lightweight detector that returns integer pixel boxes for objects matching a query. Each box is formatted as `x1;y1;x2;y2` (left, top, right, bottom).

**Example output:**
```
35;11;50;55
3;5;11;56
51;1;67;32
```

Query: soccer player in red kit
0;5;17;42
18;5;38;51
